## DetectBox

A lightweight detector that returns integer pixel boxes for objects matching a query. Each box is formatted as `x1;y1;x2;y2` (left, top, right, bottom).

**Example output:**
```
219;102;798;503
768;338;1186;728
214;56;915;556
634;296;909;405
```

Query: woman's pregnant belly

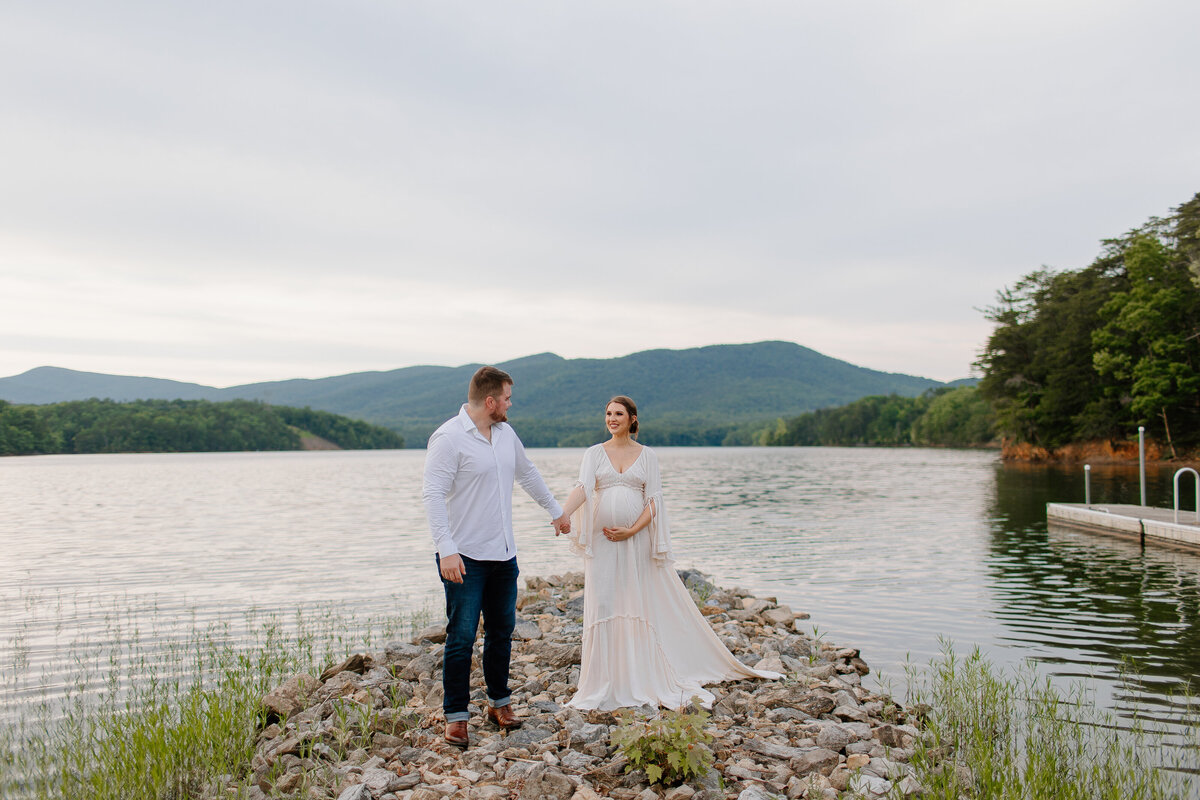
593;484;644;530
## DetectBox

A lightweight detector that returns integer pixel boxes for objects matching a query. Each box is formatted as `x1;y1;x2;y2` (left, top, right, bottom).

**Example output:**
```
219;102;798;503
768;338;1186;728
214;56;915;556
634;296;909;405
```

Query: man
422;365;571;748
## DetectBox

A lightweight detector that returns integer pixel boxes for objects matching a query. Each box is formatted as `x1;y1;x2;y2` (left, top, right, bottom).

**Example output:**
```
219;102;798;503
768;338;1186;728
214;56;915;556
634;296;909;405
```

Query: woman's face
605;402;634;436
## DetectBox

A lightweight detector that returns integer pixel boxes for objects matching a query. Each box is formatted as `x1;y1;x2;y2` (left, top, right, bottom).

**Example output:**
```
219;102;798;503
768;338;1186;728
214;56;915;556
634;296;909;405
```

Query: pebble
213;572;957;800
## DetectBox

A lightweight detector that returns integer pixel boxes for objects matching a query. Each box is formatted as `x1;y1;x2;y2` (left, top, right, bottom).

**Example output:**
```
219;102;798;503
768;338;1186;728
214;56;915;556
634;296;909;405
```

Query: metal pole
1138;426;1146;506
1085;464;1091;506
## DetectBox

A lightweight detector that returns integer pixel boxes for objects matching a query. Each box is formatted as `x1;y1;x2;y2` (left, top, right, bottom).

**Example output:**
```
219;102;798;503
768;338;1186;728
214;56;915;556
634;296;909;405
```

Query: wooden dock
1047;503;1200;553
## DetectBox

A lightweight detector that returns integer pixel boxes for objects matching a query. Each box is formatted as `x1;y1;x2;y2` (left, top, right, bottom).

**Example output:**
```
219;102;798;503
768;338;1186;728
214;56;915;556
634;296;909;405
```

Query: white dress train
565;444;779;711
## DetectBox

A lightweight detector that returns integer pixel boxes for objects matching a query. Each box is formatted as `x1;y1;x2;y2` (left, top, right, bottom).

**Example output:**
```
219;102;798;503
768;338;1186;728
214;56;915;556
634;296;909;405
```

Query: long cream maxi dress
565;444;779;710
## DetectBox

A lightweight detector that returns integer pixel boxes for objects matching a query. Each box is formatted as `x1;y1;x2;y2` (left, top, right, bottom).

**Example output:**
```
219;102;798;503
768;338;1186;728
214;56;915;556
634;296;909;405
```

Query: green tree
975;264;1122;448
911;386;996;446
1092;233;1200;457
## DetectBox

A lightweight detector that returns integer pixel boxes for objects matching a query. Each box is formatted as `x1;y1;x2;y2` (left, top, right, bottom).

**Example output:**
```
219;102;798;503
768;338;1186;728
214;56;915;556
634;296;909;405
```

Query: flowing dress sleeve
567;445;603;559
642;447;674;566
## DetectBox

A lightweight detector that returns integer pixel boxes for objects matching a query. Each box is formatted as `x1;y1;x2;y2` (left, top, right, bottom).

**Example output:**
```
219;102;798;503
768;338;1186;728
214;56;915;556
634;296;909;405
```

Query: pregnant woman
559;395;779;710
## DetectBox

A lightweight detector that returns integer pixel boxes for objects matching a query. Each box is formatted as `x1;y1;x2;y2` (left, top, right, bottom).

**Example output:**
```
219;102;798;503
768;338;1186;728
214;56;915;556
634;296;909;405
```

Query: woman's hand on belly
601;525;638;542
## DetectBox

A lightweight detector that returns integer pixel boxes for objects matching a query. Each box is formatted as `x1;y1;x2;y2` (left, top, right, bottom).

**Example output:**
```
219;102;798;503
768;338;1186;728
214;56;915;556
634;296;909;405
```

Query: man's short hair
468;366;513;405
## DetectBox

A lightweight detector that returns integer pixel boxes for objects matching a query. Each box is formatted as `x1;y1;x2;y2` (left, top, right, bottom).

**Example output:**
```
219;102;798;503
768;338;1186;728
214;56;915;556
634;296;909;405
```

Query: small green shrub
610;701;714;785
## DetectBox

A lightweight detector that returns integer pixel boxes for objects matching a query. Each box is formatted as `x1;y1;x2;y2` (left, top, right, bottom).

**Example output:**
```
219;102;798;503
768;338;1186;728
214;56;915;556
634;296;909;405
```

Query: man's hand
552;514;571;536
439;553;466;583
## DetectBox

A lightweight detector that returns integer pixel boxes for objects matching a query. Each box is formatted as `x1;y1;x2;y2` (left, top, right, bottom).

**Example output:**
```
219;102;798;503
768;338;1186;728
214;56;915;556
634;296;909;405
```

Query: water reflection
987;462;1200;729
1;448;1198;750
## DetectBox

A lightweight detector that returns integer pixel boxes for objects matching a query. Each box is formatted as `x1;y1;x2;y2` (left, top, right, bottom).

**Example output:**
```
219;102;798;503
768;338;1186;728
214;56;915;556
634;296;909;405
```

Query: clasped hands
552;514;571;536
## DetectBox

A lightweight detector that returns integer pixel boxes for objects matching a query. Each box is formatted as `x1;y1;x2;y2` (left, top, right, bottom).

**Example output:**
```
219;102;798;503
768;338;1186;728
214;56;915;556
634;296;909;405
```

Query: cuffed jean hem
445;711;470;723
489;696;512;708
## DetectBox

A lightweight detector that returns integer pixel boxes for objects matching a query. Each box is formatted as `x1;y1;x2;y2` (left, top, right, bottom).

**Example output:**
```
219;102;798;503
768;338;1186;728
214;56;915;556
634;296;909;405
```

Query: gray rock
780;655;806;674
384;641;425;661
363;766;404;793
518;765;574;800
568;722;609;745
558;595;585;616
761;606;795;627
797;693;836;718
664;786;696;800
543;644;582;668
513;621;543;640
806;663;836;680
412;623;447;644
316;670;361;703
261;673;320;720
559;750;598;771
274;770;303;794
834;705;868;723
395;772;422;789
737;787;783;800
337;785;371;800
742;737;810;761
766;707;810;724
678;569;719;597
401;652;441;680
815;724;851;752
842;721;872;740
849;773;892;797
504;725;555;746
320;653;372;682
789;747;840;776
875;724;905;748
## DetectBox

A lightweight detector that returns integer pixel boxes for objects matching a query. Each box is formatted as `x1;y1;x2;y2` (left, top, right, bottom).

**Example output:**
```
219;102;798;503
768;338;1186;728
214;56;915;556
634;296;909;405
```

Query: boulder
789;747;840;776
261;673;319;720
320;653;373;682
412;623;447;644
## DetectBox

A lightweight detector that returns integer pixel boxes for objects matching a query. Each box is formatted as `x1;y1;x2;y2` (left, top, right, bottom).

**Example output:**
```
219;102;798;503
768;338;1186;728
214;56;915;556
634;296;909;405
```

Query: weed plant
904;643;1199;800
0;593;433;800
610;701;714;785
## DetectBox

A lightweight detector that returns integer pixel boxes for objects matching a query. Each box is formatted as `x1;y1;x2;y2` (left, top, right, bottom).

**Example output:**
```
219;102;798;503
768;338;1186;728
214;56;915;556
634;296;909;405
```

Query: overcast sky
2;1;1197;387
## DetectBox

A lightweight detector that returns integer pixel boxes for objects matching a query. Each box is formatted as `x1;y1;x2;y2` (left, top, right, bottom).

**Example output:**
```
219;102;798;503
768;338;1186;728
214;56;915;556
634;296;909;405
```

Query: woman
559;396;779;711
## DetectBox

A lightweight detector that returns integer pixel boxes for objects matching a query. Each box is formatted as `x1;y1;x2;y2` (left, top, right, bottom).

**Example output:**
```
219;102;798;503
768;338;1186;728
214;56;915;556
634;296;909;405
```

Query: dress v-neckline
601;444;644;474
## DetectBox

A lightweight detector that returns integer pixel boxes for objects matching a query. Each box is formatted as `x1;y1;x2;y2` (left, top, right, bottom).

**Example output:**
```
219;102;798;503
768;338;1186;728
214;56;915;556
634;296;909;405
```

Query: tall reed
0;595;433;800
904;643;1198;800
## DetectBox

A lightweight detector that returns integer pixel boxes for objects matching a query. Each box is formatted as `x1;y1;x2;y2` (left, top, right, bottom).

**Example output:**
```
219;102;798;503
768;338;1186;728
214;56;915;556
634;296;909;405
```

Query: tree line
0;399;403;456
759;192;1200;454
976;192;1200;456
758;386;996;447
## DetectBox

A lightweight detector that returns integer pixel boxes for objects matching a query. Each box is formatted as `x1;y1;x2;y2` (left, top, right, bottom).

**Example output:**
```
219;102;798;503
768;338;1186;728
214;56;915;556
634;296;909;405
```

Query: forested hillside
976;192;1200;456
0;399;403;456
760;386;996;447
0;342;950;447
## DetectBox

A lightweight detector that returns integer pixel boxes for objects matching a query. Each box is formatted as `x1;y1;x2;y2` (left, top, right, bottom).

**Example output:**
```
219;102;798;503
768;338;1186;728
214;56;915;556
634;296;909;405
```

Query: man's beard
490;409;508;423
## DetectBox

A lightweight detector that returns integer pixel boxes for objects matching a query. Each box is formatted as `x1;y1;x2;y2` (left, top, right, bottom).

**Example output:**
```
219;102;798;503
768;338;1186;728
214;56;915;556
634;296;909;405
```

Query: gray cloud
1;1;1197;385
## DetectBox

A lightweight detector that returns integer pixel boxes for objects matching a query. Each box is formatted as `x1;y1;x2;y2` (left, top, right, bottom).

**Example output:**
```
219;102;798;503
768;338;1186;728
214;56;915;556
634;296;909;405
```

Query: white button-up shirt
422;405;564;561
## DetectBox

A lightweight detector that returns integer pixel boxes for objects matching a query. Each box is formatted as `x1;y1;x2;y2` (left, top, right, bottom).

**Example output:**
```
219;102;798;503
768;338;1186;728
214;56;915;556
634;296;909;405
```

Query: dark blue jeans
437;554;519;721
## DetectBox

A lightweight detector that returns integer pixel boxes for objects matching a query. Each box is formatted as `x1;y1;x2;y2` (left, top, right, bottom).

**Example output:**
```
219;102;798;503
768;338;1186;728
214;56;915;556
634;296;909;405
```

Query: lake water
2;447;1198;744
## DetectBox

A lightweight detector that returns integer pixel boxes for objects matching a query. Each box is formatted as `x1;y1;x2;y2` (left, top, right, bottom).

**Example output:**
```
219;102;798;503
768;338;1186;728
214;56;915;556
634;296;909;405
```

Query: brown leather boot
444;720;469;747
487;704;523;730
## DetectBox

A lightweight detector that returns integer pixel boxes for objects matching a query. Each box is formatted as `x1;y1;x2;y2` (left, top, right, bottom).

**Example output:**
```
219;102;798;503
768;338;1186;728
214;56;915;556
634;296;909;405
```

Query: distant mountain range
0;341;970;446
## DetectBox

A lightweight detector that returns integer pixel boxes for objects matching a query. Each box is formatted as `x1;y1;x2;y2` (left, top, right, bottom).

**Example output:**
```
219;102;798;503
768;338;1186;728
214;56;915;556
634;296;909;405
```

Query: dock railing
1175;467;1199;524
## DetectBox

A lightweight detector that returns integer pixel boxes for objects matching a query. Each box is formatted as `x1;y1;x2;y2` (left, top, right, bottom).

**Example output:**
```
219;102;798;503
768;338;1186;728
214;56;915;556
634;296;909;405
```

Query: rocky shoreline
238;572;939;800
